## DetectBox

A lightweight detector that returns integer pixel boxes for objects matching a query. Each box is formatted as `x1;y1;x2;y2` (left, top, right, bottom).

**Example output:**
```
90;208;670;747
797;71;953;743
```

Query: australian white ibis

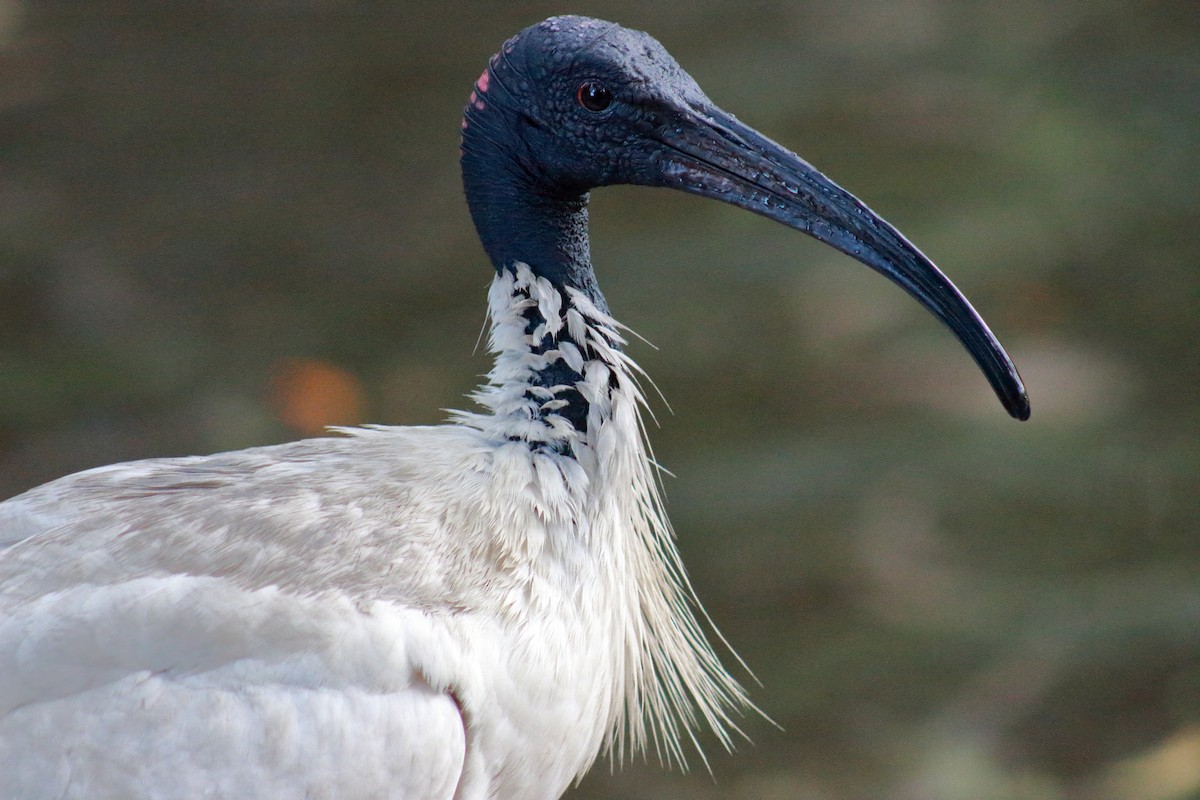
0;15;1029;800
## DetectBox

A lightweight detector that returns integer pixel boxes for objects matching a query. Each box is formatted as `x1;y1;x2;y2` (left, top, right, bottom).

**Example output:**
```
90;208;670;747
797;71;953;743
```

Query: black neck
462;143;608;313
461;115;623;440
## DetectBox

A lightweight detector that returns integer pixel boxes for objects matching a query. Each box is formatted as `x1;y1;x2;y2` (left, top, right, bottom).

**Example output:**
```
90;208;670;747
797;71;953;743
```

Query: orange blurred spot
270;358;364;435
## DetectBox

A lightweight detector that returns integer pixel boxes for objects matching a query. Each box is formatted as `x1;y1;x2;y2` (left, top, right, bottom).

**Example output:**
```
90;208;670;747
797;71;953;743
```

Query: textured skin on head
460;16;715;304
462;16;706;195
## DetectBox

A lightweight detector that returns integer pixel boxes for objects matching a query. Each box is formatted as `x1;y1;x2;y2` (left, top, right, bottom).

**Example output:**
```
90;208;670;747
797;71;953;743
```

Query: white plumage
0;265;746;799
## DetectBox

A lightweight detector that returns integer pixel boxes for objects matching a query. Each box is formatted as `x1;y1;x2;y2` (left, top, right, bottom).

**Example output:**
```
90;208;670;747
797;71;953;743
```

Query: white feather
0;263;752;799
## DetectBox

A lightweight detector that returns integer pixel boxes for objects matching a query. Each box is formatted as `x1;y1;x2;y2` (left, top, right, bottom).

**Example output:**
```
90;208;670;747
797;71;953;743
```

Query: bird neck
461;140;624;448
461;144;609;313
454;263;629;453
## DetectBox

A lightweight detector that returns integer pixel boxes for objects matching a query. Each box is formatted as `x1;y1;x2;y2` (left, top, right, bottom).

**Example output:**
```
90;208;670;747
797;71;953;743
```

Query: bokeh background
1;2;1197;798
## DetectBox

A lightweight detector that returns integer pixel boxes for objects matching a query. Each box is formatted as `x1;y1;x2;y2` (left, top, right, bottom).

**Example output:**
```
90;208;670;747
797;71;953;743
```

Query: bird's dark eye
576;81;612;112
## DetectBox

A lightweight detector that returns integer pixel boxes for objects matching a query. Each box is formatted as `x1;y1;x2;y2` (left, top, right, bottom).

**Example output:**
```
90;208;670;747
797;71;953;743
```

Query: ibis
0;16;1028;800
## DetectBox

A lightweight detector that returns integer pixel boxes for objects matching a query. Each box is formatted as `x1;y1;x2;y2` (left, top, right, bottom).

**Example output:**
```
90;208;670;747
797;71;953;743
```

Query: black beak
652;103;1030;421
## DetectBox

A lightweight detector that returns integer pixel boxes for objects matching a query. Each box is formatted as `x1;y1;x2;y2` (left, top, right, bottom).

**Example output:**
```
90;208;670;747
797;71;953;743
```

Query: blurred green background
1;2;1197;798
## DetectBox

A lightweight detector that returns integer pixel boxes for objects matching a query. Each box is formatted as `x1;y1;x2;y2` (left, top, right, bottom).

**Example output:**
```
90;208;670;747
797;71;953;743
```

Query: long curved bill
653;103;1030;421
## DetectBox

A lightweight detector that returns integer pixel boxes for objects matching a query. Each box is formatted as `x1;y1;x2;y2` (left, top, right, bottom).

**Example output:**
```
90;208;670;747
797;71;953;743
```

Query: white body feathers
0;265;747;799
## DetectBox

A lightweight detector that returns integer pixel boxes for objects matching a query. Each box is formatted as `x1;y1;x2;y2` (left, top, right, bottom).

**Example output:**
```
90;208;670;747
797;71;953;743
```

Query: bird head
461;16;1029;421
462;17;715;194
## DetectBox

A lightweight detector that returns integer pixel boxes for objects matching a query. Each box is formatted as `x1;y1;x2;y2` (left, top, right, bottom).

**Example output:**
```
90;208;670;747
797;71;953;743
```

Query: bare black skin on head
461;17;693;311
460;16;1030;421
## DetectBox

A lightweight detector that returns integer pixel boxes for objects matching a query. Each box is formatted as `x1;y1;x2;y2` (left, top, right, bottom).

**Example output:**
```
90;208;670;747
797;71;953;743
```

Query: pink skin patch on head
466;66;489;112
461;66;492;141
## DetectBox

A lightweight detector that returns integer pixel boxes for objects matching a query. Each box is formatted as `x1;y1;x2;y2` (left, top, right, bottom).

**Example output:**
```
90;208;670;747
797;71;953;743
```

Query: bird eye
576;81;612;112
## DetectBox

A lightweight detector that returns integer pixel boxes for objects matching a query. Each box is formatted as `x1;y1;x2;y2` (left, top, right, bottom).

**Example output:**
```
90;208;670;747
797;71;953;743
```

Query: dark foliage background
1;2;1197;798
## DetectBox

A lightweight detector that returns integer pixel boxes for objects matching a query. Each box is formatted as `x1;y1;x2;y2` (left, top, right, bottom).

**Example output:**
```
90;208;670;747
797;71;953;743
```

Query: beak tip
1005;387;1031;421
